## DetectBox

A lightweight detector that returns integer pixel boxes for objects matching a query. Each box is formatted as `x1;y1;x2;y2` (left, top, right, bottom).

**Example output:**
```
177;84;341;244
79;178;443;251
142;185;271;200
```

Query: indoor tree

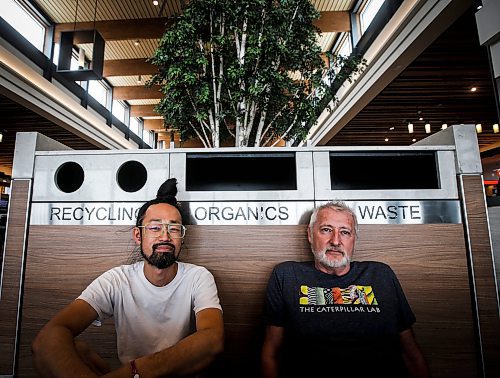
149;0;365;147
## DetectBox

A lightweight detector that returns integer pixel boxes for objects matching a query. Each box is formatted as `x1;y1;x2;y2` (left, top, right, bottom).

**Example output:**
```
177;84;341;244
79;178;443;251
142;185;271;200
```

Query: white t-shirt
78;261;222;363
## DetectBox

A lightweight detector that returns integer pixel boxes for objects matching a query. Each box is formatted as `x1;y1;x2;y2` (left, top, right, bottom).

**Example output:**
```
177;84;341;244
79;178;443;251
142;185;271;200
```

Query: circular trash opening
117;160;147;192
55;161;85;193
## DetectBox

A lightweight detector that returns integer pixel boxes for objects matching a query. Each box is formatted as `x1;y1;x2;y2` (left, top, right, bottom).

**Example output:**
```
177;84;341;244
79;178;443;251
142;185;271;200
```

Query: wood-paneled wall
0;180;31;376
14;223;479;377
460;175;500;377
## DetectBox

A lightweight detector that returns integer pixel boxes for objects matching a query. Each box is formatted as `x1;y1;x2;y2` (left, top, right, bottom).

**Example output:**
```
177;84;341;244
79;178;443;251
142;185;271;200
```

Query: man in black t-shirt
261;201;430;378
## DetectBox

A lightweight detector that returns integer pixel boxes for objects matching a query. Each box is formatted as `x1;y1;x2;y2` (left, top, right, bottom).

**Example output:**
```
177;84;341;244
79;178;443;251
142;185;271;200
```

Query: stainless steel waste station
1;125;498;377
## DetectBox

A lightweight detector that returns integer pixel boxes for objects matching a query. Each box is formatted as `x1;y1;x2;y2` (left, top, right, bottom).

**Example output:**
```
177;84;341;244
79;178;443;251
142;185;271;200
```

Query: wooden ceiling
327;10;499;153
0;0;498;174
0;92;98;169
44;0;351;125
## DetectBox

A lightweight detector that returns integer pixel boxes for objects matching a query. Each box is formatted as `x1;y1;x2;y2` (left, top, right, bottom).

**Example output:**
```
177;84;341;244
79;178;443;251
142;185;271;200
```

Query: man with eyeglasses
32;178;223;378
261;201;430;378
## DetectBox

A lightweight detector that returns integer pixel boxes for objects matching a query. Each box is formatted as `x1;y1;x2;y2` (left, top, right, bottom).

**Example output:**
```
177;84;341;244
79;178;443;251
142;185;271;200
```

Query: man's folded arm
32;299;101;377
104;307;224;378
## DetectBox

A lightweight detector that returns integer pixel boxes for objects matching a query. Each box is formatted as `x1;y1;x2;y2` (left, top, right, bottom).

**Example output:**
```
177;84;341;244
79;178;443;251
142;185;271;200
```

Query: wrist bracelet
130;359;139;378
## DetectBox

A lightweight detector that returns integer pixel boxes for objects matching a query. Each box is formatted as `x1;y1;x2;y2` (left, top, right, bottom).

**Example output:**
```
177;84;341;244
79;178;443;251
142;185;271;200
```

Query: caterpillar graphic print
299;285;378;305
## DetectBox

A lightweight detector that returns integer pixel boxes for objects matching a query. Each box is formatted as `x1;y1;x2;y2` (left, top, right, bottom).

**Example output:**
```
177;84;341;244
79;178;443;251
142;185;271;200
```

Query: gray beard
314;249;351;269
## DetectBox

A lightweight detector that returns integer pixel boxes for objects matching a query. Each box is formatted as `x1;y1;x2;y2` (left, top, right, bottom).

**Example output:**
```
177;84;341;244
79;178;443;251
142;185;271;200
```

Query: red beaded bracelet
130;360;139;378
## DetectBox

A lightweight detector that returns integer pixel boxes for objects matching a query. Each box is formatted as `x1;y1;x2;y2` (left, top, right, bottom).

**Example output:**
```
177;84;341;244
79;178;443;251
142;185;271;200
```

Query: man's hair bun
157;178;178;199
135;178;182;227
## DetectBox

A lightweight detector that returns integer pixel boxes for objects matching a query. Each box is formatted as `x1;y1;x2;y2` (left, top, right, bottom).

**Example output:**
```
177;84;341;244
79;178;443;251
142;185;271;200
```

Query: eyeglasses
138;223;186;239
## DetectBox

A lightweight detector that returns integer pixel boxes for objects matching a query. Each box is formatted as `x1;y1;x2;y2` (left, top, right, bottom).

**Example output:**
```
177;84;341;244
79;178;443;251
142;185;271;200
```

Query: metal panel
172;151;315;201
414;124;482;174
181;201;315;225
32;150;170;202
313;149;458;200
12;132;70;180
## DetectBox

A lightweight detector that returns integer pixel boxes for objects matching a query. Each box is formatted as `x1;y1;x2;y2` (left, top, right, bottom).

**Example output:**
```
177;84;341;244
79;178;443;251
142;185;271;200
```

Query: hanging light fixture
475;123;482;133
493;123;499;133
137;75;142;84
57;0;105;80
0;131;3;143
441;123;448;130
407;122;414;133
425;123;431;134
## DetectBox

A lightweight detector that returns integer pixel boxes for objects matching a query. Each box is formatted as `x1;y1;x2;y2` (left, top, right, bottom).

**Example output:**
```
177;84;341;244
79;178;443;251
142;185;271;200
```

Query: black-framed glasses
138;223;186;239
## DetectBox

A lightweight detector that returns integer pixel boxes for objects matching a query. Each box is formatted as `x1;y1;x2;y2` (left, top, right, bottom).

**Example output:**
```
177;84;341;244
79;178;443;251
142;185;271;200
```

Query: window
130;117;152;146
329;33;352;76
336;33;352;58
88;81;109;107
2;0;46;51
112;100;127;123
142;130;154;147
360;0;385;35
52;44;83;70
130;117;141;137
52;44;60;65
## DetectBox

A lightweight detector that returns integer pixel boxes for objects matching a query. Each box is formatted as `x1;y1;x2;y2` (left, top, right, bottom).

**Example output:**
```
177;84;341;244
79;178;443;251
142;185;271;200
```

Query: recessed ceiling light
384;138;389;142
134;40;140;46
470;87;477;92
389;127;394;131
153;0;159;5
412;138;416;142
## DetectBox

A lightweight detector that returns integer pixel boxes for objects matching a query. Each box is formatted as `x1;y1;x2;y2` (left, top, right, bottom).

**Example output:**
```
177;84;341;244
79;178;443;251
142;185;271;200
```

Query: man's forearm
32;326;98;378
400;328;431;378
104;326;224;377
261;355;279;378
261;325;284;378
403;352;431;378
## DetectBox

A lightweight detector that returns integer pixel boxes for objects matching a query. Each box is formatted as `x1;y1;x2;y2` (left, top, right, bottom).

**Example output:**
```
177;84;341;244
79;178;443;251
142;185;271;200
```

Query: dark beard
141;242;178;269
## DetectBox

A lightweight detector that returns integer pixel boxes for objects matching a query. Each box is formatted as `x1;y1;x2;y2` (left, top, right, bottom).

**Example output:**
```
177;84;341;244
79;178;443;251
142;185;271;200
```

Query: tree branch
189;121;211;148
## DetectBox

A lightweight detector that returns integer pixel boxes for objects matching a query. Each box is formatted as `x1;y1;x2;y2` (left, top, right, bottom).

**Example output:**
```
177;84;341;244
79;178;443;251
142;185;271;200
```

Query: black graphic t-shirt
264;261;416;377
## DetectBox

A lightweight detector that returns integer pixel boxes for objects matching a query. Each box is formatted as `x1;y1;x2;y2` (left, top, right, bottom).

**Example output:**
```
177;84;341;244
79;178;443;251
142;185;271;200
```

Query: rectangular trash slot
329;151;439;190
186;152;297;191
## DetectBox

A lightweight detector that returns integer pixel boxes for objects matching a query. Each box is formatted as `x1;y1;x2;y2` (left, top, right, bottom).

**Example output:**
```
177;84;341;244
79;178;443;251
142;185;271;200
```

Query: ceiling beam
130;105;160;117
144;119;164;131
313;11;350;32
54;18;172;42
103;59;157;76
113;85;162;100
157;131;180;143
54;11;349;43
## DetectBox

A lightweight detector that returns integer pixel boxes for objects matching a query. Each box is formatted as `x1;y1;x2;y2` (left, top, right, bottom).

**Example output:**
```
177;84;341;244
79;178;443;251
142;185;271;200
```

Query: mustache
325;247;344;254
152;242;176;252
